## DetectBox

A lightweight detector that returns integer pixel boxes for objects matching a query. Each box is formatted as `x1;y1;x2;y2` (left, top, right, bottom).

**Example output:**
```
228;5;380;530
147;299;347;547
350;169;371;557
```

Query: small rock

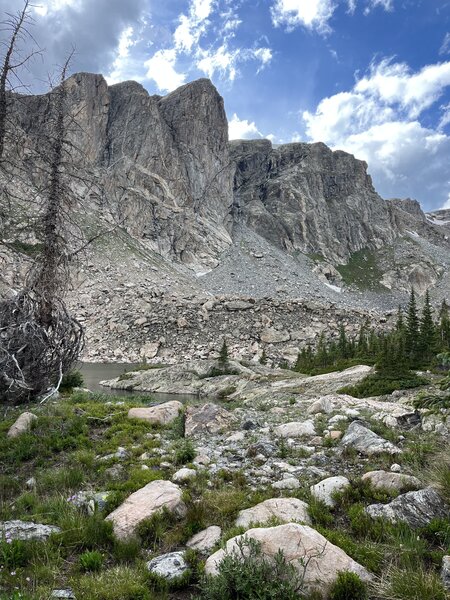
441;555;450;591
272;477;300;490
186;403;235;436
7;412;37;438
390;463;402;473
51;590;76;599
187;525;222;553
310;476;350;508
274;420;316;438
172;468;196;483
147;551;188;580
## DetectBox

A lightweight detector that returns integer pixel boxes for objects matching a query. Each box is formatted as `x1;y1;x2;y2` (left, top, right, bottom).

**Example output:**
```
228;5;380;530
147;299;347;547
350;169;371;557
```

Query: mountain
1;74;449;361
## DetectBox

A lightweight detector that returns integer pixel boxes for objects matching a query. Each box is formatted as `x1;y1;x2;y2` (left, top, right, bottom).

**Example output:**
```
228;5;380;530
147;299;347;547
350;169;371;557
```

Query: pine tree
259;349;267;365
218;339;229;369
406;289;420;367
337;324;349;359
439;300;450;351
418;290;436;365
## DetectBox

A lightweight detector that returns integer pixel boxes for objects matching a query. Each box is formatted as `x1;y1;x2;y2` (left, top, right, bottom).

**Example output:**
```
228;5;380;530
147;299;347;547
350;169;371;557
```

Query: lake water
79;362;198;404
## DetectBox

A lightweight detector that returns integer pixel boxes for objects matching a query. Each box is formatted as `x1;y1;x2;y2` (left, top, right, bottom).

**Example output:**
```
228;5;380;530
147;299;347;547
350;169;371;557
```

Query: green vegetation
329;571;368;600
336;248;386;291
60;369;84;392
296;291;450;397
195;537;303;600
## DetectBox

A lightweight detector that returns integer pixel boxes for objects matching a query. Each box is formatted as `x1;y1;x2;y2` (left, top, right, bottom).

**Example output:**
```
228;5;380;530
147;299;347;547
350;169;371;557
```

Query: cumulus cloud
303;59;450;210
144;49;186;91
228;113;263;139
144;0;272;92
271;0;337;34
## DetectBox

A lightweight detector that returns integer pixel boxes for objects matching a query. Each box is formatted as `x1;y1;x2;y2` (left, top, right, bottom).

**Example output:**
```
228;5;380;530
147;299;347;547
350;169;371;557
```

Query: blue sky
4;0;450;210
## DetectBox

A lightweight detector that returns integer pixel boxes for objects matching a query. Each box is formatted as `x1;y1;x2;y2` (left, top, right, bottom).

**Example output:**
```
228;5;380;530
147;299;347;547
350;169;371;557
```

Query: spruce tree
337;324;349;360
418;290;436;365
439;300;450;351
219;339;229;369
406;289;420;367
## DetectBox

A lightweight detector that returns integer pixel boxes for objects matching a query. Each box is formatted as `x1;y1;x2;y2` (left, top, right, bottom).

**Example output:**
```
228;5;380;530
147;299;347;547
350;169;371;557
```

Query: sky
3;0;450;211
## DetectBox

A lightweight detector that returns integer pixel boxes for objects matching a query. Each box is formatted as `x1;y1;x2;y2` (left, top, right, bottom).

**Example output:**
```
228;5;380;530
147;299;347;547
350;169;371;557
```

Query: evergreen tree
406;289;420;367
439;300;450;351
418;290;436;365
337;324;349;359
218;339;229;369
259;349;267;365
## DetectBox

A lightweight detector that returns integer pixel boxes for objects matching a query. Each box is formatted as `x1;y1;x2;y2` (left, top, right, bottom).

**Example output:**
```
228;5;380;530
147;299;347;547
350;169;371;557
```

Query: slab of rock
441;555;450;591
105;480;186;539
185;403;235;436
147;551;188;580
361;470;421;493
7;412;37;438
365;487;447;527
51;591;76;599
236;498;311;528
274;420;316;438
340;421;401;456
272;478;300;490
187;525;222;553
128;401;183;426
1;520;61;541
261;328;290;344
310;476;350;508
205;523;371;596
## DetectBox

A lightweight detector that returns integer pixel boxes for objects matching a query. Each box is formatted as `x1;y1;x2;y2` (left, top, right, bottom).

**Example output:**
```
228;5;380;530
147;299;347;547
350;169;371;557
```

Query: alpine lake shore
1;357;449;600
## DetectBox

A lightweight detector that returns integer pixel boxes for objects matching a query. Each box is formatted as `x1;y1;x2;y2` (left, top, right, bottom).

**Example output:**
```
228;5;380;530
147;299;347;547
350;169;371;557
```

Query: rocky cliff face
230;139;399;262
8;74;233;271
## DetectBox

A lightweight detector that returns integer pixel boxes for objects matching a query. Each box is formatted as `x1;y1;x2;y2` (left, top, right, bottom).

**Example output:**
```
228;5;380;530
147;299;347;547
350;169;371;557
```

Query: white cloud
106;26;136;85
364;0;393;14
33;0;79;17
271;0;337;34
144;49;186;92
440;32;450;56
303;59;450;210
355;59;450;118
229;113;263;139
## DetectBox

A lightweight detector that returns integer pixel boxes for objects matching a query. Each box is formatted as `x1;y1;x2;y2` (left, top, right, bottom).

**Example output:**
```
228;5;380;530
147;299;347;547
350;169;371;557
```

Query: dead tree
0;58;84;404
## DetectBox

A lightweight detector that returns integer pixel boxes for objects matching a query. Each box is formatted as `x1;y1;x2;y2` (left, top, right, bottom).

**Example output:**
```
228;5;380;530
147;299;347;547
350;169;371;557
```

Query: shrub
196;536;303;599
172;438;196;465
329;571;368;600
60;369;84;391
339;372;428;398
79;550;103;572
72;566;152;600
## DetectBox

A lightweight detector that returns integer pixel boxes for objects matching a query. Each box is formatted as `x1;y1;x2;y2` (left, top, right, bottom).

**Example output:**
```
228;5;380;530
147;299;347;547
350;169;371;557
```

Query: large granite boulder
105;480;186;539
128;401;183;426
205;523;372;596
365;487;447;527
187;526;222;553
1;520;60;541
361;470;421;493
340;421;401;456
274;420;316;438
235;498;311;528
185;403;235;436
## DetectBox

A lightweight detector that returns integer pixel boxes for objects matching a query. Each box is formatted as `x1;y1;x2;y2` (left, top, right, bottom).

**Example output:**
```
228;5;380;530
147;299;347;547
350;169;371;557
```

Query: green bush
79;549;103;572
339;372;428;398
196;536;303;599
172;438;196;465
329;571;368;600
60;370;84;391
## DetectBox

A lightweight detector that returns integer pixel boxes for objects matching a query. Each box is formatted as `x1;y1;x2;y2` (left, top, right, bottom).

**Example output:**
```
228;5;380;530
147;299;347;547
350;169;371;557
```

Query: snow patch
324;282;342;293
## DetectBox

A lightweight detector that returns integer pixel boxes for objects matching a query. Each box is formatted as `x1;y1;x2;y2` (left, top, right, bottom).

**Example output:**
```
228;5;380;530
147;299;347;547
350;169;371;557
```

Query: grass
339;372;429;398
1;388;449;600
336;248;387;291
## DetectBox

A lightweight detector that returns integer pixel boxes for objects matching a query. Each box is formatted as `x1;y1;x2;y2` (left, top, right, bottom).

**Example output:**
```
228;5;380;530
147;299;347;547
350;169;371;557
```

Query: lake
79;362;199;404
